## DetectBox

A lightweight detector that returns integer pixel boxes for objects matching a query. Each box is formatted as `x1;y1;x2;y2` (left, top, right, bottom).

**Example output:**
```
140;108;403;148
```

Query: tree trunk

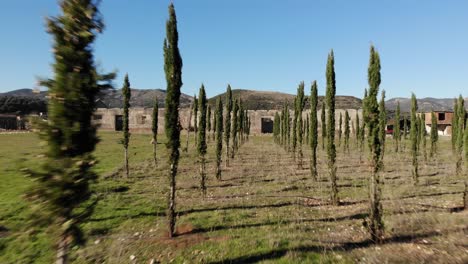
153;142;157;166
200;156;206;197
124;147;129;178
310;150;317;180
56;235;69;264
168;163;176;238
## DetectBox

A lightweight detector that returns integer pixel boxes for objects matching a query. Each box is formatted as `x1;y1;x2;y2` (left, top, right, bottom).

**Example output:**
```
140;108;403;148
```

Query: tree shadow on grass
207;227;467;264
178;202;294;216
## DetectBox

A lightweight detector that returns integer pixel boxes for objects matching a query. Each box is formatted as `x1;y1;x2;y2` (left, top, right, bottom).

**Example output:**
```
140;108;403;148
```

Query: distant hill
208;89;362;110
385;97;468;112
0;88;193;114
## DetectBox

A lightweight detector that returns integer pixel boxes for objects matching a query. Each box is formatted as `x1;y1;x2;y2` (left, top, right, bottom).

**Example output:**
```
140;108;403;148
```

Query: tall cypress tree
193;94;198;145
152;97;159;165
274;112;280;143
344;110;350;153
305;115;310;145
197;85;207;196
420;115;427;162
366;45;384;243
379;90;386;161
122;74;131;178
452;99;459;152
410;93;419;185
394;101;401;152
163;3;183;238
286;102;291;151
215;98;223;179
296;82;305;168
321;101;326;150
310;81;318;179
430;111;438;158
403;115;408;140
207;105;211;141
231;98;239;158
326;51;338;206
356;111;361;148
28;1;114;262
184;101;193;152
338;112;343;147
292;97;298;156
224;85;232;166
212;107;217;141
456;95;465;176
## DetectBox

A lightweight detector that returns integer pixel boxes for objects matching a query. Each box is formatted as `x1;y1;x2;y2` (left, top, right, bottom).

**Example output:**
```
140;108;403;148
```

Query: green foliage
430;111;438;158
152;96;159;165
410;93;419;184
326;50;338;206
207;105;212;133
344;110;350;153
231;98;239;158
122;74;131;177
0;96;47;114
394;101;401;152
163;3;183;237
452;99;458;151
456;95;465;175
296;82;305;168
366;45;384;242
420;115;427;161
27;0;113;261
338;113;342;147
310;81;318;179
321;101;326;150
378;90;386;161
197;85;207;195
224;85;233;165
273;112;280;143
215;98;223;179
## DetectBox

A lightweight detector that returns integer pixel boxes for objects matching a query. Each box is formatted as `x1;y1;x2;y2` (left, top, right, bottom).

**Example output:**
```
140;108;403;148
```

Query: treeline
0;96;46;114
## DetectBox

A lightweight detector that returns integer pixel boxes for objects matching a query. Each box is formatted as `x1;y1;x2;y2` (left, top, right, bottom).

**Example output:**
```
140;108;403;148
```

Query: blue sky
0;0;467;99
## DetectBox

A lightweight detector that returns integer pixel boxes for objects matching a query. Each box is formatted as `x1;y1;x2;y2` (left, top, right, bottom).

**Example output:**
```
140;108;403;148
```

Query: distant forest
0;96;47;114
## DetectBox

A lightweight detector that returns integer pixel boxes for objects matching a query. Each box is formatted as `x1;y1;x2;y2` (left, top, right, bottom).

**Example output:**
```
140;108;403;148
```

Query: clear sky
1;0;467;99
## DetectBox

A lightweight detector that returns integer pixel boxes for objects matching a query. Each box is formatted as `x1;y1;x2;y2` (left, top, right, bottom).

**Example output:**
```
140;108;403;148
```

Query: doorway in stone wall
261;117;273;133
115;115;123;131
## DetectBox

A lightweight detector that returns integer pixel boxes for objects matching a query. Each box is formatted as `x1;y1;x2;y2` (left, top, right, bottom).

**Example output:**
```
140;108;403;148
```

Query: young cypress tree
231;98;239;158
420;115;427;162
224;85;232;166
184;101;193;152
207;105;211;141
356;111;361;148
215;98;223;179
410;93;419;185
464;120;468;210
310;81;318;180
280;106;284;146
238;101;244;145
274;112;280;143
296;82;305;168
193;94;198;145
286;102;291;151
28;1;114;262
430;111;438;158
152;97;159;165
197;85;207;196
212;107;217;141
321;101;326;150
379;90;386;161
122;74;131;178
456;95;465;176
403;115;408;140
452;99;459;152
163;3;183;238
338;112;343;148
305;115;310;145
326;50;338;206
344;110;350;153
366;45;384;243
292;96;298;157
394;101;401;152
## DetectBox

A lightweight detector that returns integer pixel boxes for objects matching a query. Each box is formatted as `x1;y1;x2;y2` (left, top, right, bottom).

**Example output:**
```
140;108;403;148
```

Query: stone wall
93;108;363;135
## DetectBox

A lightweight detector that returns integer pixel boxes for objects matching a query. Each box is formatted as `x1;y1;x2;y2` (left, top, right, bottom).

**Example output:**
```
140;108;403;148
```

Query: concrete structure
93;108;363;135
421;111;454;136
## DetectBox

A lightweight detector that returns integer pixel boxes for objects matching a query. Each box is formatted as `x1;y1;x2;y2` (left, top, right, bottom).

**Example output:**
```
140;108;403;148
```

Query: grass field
0;132;467;263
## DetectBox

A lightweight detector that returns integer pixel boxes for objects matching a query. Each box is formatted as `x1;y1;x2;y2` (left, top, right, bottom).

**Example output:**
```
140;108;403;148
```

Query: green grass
0;132;467;263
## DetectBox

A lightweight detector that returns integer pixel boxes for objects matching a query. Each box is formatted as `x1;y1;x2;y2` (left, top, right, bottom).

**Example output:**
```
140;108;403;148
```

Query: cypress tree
452;99;459;152
456;95;465;175
338;112;342;147
403;115;408;140
212;107;217;141
310;81;318;179
207;105;211;141
197;85;207;196
231;98;239;158
464;120;468;210
122;74;131;178
344;110;350;153
366;45;384;243
356;111;361;147
163;3;183;238
215;98;223;179
394;101;401;152
28;0;114;262
280;106;284;146
193;94;198;145
430;111;438;158
296;82;305;168
379;90;386;161
238;101;244;145
274;112;280;143
152;96;159;165
305;115;310;145
286;102;291;151
292;96;298;156
321;101;326;150
410;93;419;184
224;85;232;166
326;50;338;206
420;115;427;162
184;101;193;152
